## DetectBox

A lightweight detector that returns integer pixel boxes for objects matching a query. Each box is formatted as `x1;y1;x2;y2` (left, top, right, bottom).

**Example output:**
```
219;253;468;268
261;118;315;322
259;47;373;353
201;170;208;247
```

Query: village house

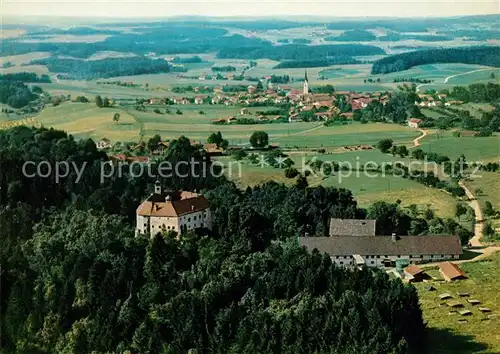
408;118;423;128
154;141;170;154
278;85;292;92
173;97;189;105
240;107;250;115
96;138;111;150
199;74;208;80
313;100;334;109
136;182;212;237
352;97;373;110
203;143;224;156
247;85;257;94
194;95;207;104
149;98;165;105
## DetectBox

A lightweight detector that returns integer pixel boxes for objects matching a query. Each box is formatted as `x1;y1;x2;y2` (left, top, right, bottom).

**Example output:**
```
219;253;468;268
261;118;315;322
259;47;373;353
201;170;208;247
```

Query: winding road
416;68;494;92
411;129;427;148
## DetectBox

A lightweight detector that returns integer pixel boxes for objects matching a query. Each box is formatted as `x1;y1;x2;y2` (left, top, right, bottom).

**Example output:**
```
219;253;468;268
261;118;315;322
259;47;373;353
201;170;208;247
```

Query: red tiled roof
137;193;209;217
439;262;467;280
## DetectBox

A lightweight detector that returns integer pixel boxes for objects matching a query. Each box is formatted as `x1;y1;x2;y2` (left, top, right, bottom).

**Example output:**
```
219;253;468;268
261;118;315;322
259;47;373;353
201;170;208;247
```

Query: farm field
415;253;500;353
319;172;456;218
464;172;500;232
274;122;420;148
34;103;141;141
418;134;500;162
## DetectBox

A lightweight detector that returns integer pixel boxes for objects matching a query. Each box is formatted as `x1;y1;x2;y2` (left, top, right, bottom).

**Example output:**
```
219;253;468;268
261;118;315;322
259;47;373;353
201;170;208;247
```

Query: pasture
274;122;420;148
418;134;500;162
414;253;500;353
34;103;141;141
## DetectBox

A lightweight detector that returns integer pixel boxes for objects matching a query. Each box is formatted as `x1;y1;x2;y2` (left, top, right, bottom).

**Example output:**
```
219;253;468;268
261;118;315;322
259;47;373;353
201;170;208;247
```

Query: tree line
371;46;500;74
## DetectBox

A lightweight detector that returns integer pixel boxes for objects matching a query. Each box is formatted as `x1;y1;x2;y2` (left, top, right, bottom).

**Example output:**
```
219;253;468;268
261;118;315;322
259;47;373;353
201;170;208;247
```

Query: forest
0;126;431;353
371;46;500;74
217;44;384;60
378;33;453;42
28;57;171;80
0;81;40;108
325;29;377;42
274;57;360;68
0;72;51;83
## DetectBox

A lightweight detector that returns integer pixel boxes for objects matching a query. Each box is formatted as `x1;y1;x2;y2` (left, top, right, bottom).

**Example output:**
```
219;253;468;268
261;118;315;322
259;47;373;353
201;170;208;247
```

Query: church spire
303;69;309;95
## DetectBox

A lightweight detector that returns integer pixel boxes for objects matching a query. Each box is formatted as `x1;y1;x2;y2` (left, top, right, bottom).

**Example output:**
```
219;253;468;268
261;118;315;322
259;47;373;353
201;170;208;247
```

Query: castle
135;181;212;236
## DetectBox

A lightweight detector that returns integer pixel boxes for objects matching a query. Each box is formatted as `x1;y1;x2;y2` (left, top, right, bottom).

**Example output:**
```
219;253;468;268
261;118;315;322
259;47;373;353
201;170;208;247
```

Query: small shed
404;265;429;282
467;299;481;305
439;262;468;282
457;292;470;297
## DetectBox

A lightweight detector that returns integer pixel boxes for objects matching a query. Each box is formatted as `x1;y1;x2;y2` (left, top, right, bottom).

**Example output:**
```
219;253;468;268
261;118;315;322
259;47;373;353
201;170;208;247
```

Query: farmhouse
329;218;376;236
408;118;423;128
247;85;257;94
299;234;462;267
136;182;212;237
203;143;224;155
439;261;468;281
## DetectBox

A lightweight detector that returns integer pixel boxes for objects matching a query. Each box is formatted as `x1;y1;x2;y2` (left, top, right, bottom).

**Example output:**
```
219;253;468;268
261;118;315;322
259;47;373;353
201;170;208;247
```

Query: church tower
303;69;309;95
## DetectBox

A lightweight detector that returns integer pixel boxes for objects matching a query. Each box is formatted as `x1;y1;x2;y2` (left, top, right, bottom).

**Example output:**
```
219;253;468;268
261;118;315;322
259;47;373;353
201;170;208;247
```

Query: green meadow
415;253;500;353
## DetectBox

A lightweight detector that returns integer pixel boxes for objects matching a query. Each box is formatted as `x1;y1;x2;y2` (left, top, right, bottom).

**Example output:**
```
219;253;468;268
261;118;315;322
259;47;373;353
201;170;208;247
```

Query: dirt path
411;129;427;148
459;180;484;247
237;124;324;146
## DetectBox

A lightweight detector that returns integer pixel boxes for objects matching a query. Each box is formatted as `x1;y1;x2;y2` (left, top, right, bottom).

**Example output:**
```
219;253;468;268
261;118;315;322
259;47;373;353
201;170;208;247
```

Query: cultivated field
415;253;500;353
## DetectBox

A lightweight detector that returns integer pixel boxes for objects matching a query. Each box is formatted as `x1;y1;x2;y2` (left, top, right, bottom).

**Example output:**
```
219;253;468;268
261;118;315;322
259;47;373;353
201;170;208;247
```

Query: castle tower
303;69;309;95
154;180;162;194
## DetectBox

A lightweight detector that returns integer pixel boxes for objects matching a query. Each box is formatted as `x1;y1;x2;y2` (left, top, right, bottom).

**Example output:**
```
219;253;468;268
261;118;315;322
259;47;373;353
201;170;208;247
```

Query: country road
459;180;484;247
444;68;492;84
416;68;493;92
411;129;427;148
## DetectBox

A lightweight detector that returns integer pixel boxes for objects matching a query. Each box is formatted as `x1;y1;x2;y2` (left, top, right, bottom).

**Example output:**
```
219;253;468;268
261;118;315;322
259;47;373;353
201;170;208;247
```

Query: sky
2;0;499;19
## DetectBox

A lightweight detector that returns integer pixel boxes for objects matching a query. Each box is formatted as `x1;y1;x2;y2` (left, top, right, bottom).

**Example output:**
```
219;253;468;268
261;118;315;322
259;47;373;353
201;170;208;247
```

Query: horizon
2;1;499;20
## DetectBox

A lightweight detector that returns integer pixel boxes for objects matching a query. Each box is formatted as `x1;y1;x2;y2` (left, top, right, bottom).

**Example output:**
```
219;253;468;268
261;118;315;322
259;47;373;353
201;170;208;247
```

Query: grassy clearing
414;252;500;353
